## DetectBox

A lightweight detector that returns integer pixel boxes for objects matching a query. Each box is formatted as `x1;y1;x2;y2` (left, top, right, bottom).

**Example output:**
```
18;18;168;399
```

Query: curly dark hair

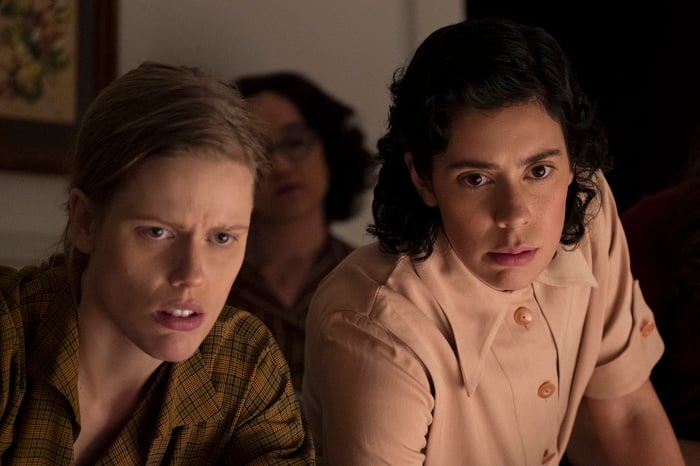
369;17;611;260
234;72;374;222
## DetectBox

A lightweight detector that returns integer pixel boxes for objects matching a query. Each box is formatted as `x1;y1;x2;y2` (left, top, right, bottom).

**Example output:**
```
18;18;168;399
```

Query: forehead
248;91;305;131
442;102;566;163
107;153;254;209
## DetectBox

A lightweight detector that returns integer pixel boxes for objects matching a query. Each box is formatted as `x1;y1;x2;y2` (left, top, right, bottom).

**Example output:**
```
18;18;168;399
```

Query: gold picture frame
0;0;116;173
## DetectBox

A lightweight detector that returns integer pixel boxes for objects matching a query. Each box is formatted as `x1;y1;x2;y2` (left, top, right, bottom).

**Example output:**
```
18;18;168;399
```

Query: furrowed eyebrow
130;216;249;233
445;149;563;170
214;224;250;233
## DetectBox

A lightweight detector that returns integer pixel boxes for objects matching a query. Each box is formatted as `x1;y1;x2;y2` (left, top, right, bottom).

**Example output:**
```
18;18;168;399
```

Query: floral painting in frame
0;0;115;173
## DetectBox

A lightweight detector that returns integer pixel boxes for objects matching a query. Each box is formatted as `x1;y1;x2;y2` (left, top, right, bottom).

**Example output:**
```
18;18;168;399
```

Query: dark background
466;1;700;213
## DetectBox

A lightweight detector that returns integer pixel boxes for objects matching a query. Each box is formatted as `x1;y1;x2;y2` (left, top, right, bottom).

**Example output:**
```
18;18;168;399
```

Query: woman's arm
305;312;434;466
586;379;684;466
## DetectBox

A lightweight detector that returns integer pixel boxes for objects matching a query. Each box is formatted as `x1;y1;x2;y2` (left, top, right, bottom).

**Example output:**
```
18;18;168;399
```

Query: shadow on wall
0;171;67;267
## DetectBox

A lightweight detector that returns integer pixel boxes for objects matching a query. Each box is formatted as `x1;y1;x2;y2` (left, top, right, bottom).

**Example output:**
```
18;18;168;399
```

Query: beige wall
0;0;464;267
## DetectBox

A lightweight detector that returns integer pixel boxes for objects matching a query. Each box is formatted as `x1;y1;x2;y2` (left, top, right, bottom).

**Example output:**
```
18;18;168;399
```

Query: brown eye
531;165;551;178
214;232;231;244
463;173;485;186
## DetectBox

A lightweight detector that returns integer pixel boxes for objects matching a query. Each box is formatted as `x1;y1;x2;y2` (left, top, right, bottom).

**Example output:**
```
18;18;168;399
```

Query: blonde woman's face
70;153;255;362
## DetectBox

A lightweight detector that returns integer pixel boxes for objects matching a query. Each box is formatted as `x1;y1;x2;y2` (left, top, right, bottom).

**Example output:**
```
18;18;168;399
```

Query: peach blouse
303;176;663;465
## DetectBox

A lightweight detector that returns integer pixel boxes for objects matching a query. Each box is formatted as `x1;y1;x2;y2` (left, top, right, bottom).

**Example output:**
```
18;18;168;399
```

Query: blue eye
138;226;173;240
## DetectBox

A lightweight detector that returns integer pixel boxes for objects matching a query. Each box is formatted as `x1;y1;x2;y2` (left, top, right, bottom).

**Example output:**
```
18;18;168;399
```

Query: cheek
94;229;162;283
82;243;146;312
255;176;275;197
103;247;152;292
215;248;246;284
541;189;570;237
252;181;279;213
439;200;485;244
308;151;330;193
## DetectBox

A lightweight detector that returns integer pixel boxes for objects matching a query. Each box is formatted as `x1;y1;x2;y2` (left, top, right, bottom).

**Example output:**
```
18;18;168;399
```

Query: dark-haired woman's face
408;101;573;291
248;91;330;224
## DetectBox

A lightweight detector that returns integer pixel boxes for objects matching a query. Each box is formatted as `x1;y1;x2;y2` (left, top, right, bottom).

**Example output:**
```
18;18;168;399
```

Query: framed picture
0;0;116;174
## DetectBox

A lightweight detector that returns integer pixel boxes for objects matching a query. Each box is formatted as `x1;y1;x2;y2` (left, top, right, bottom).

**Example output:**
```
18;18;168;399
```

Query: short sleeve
304;305;434;466
584;281;664;399
583;175;665;399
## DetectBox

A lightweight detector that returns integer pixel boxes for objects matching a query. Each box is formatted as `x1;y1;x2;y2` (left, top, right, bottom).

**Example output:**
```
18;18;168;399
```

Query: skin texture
70;154;255;365
407;101;573;292
248;91;330;225
587;380;685;465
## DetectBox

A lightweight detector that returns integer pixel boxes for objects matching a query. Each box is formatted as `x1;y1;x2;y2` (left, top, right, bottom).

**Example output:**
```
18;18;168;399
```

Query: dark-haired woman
226;72;373;396
303;18;683;465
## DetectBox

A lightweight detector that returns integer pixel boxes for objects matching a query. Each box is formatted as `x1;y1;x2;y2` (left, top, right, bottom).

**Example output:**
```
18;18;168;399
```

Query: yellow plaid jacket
0;259;314;465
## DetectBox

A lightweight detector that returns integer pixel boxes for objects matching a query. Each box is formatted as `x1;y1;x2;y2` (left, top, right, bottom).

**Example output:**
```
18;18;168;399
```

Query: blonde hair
63;61;269;293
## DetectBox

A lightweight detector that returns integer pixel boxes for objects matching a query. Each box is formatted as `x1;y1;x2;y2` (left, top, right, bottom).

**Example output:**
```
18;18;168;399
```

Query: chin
147;340;201;363
485;271;538;292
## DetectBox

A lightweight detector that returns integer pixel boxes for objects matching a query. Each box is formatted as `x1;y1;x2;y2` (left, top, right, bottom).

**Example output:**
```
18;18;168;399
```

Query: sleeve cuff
585;282;665;399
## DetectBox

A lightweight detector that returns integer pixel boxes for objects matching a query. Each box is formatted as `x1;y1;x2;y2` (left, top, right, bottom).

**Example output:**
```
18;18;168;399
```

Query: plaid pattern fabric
0;259;314;465
227;236;353;393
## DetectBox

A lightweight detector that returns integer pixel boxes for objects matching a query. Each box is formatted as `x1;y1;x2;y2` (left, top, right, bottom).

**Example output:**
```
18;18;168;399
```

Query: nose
263;154;294;179
169;238;205;288
494;183;531;229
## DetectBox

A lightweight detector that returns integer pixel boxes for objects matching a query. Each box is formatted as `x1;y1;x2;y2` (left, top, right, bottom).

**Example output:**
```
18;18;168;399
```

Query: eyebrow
445;149;564;170
131;215;250;233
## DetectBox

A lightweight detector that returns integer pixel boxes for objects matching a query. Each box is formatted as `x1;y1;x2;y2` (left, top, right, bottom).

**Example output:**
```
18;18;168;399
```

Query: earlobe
404;153;438;207
68;188;96;254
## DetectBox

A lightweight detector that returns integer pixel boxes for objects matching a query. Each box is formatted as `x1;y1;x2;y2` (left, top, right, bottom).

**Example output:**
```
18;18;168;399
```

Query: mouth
155;303;205;331
167;308;196;317
274;181;303;195
488;248;538;267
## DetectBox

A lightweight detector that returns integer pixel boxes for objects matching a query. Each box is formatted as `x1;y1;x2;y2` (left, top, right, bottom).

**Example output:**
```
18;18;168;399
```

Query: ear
404;153;438;207
67;188;97;254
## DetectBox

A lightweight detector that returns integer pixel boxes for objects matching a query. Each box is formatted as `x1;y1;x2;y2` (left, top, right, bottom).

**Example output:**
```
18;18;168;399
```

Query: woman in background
227;72;373;395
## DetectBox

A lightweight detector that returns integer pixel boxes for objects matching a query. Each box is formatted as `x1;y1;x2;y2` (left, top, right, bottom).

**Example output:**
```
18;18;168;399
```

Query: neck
77;309;161;402
246;210;329;266
244;210;330;308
